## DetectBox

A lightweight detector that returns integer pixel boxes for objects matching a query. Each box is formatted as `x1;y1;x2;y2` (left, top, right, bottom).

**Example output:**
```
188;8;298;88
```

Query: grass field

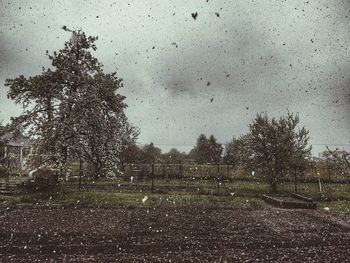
62;176;350;200
1;174;350;216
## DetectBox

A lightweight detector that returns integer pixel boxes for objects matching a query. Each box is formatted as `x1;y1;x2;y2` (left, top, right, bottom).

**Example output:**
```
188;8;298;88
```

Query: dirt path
0;204;349;262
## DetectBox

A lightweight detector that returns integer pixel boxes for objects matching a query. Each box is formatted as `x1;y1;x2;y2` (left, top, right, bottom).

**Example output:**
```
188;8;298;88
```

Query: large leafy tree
324;147;350;183
192;134;209;164
119;124;141;171
5;27;137;178
223;135;251;167
142;142;162;164
0;124;7;176
162;148;187;163
207;135;223;164
191;134;223;164
120;144;143;166
248;112;311;192
0;123;8;165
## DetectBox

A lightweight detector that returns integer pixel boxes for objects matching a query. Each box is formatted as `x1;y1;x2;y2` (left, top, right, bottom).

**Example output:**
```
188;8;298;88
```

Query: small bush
32;166;59;191
0;164;8;177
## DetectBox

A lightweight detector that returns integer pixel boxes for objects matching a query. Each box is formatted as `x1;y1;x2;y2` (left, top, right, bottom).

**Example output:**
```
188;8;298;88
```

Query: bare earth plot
0;203;349;262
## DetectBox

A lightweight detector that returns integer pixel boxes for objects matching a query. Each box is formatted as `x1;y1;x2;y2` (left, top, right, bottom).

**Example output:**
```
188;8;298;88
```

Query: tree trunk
93;162;101;180
271;163;279;194
120;162;125;172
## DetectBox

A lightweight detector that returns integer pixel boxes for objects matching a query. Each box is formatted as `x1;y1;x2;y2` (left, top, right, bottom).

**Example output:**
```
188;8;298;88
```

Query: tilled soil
0;203;349;262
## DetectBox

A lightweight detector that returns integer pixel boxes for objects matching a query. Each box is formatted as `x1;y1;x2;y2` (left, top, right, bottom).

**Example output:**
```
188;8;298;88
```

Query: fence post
318;178;322;193
217;164;220;194
294;167;297;193
179;160;183;177
151;162;154;192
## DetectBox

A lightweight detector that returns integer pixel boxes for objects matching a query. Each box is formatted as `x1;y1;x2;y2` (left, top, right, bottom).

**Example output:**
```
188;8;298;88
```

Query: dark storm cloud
0;37;12;72
329;0;350;110
340;0;350;10
154;24;283;98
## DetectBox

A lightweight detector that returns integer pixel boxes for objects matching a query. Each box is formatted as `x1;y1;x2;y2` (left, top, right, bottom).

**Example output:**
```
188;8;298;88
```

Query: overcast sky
0;0;349;155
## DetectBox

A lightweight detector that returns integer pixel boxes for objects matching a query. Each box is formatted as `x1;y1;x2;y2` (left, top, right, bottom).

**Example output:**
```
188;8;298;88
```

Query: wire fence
62;162;350;200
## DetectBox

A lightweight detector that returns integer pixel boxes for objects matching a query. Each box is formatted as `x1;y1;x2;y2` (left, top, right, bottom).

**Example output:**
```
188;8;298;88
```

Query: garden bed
262;194;317;209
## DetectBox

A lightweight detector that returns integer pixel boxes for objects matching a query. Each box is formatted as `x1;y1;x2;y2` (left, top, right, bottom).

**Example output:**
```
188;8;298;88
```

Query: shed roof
1;131;31;148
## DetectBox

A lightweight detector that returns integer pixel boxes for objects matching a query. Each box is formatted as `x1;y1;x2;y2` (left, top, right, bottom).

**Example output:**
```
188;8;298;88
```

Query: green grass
1;174;349;213
283;182;350;201
0;176;29;184
0;195;22;206
62;177;350;200
12;191;148;208
0;190;262;209
318;200;350;215
58;192;153;208
1;188;349;220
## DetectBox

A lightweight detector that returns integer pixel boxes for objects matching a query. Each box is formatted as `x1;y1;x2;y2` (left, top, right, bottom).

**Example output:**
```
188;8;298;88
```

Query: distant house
1;131;31;170
310;156;324;163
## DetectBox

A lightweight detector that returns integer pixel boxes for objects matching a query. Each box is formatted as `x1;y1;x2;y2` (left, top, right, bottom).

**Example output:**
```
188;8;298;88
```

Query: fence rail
66;162;349;184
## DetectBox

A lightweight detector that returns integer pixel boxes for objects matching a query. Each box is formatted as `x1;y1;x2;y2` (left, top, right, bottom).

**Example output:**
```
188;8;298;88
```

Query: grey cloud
153;25;284;98
0;0;349;154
